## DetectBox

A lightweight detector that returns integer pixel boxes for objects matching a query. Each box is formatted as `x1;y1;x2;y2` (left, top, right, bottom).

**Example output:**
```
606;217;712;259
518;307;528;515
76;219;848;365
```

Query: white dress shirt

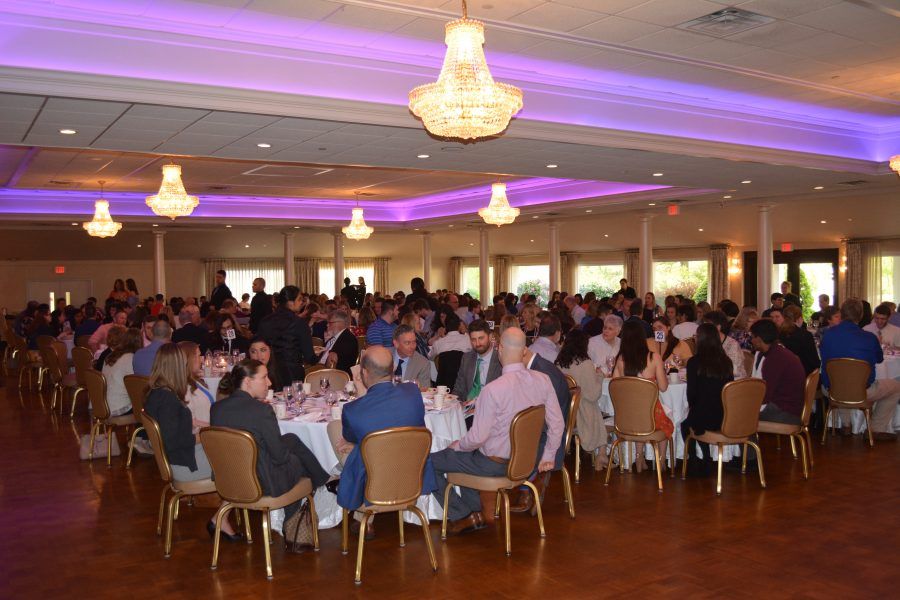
587;335;620;371
672;321;699;340
862;322;900;347
529;336;559;363
571;305;586;325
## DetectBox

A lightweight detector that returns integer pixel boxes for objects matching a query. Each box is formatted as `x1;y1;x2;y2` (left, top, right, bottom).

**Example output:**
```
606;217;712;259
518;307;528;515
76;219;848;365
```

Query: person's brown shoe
479;491;497;525
873;432;898;442
508;489;533;513
350;517;376;540
446;512;486;536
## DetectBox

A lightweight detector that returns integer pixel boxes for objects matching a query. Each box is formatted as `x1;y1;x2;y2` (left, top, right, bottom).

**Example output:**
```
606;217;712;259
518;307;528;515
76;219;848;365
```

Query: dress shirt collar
478;347;493;365
502;362;525;375
525;353;536;369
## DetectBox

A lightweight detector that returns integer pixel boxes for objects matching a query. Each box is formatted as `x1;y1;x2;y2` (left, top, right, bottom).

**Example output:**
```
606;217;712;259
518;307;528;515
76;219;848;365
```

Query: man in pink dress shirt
431;328;565;535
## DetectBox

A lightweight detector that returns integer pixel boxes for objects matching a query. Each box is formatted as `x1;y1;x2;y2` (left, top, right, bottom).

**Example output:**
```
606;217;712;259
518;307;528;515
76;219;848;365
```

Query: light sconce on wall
727;257;742;275
839;254;848;274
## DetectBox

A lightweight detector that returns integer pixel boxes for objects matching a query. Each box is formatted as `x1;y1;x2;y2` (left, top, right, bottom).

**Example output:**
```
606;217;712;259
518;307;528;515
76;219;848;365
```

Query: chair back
40;345;62;384
36;334;56;352
71;346;94;387
311;336;325;348
683;336;697;355
356;335;367;350
361;427;432;507
720;378;766;438
742;350;755;379
434;350;463;389
304;368;350;393
199;427;264;504
564;387;581;453
564;374;578;392
608;376;659;436
51;340;68;371
124;375;150;415
75;335;92;349
83;369;111;420
800;369;820;427
507;405;546;482
141;410;173;483
825;358;871;406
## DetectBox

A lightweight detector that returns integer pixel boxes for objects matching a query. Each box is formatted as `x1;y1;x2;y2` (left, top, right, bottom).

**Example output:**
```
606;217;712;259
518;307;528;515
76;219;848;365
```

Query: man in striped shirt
365;298;397;348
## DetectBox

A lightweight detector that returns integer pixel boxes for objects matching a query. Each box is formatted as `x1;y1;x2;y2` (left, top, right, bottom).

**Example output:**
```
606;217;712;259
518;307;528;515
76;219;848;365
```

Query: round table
272;397;466;531
598;378;742;464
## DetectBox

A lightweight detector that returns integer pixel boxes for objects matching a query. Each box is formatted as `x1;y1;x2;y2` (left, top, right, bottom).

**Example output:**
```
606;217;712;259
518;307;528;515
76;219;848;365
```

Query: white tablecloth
599;378;742;464
833;354;900;433
271;399;466;531
61;337;74;359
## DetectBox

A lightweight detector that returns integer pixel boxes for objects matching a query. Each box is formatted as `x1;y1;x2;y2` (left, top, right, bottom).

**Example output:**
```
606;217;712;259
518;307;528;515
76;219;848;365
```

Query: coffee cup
669;372;679;384
273;402;287;419
302;382;312;395
433;393;445;409
436;385;449;394
266;389;274;401
330;405;342;420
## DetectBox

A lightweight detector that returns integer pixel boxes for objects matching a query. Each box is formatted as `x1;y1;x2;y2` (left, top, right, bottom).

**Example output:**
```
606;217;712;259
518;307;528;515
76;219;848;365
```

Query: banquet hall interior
1;0;899;597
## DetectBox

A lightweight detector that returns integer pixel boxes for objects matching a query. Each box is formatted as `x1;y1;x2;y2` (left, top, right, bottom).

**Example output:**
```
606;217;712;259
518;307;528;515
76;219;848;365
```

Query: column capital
639;212;655;222
152;230;166;238
282;231;295;238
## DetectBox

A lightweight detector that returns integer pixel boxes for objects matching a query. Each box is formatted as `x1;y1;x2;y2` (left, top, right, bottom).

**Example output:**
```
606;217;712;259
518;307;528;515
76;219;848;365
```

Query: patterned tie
395;358;404;377
464;357;483;417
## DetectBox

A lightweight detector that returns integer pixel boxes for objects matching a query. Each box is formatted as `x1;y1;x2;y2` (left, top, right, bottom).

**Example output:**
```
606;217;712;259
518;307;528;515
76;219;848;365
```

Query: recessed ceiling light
530;239;535;242
413;227;419;231
59;129;77;135
723;195;732;199
813;186;824;190
256;143;271;148
585;209;592;213
532;215;539;219
652;172;664;177
648;203;656;206
448;224;454;228
71;222;78;226
244;244;250;248
820;220;827;224
225;225;232;228
469;242;474;246
848;218;853;222
546;164;558;169
152;224;158;227
293;226;300;229
698;228;704;232
741;180;752;184
417;154;430;159
136;244;142;248
604;234;609;238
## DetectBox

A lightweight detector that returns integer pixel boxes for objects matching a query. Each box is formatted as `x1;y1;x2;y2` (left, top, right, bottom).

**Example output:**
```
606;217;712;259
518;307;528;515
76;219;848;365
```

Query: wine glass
605;355;616;377
320;376;330;392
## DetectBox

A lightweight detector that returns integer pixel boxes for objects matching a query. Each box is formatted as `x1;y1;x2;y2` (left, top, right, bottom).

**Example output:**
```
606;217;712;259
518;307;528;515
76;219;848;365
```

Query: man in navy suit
327;346;436;539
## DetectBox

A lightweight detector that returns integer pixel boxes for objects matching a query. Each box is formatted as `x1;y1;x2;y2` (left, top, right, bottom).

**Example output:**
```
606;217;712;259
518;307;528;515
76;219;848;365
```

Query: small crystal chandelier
408;0;523;140
83;181;122;238
478;182;519;227
342;193;374;240
890;154;900;176
145;163;199;219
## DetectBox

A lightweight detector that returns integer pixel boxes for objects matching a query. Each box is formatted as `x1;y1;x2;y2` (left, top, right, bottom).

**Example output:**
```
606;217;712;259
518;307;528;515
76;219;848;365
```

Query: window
653;260;709;302
462;265;493;301
210;261;284;301
883;255;897;304
318;264;374;299
511;264;549;306
577;264;625;299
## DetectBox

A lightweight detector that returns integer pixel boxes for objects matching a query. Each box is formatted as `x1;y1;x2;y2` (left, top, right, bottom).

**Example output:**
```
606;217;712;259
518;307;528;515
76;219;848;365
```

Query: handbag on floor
79;432;121;460
283;498;314;553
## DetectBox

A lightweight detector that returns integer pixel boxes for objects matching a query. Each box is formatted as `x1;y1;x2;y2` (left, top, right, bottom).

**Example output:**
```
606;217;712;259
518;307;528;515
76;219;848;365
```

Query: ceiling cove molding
0;68;886;173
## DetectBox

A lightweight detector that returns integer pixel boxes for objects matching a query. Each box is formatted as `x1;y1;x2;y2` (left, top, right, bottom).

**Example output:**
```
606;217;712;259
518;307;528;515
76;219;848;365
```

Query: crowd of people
4;271;899;547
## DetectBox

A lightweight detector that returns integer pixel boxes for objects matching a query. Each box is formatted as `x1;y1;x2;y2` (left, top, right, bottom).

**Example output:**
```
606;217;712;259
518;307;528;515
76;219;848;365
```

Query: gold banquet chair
311;336;325;349
682;378;767;495
83;369;141;467
123;375;150;468
200;426;319;580
758;370;819;478
564;375;583;484
305;367;349;393
69;346;94;418
441;405;547;556
35;334;56;390
341;427;437;584
605;377;676;492
10;331;42;391
742;349;755;379
141;410;217;557
821;358;874;447
44;341;78;414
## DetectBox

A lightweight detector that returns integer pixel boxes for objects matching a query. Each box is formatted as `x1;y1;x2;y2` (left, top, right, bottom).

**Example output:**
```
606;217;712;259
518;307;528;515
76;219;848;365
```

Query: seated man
316;309;359;375
672;303;699;340
529;314;562;363
327;346;435;539
392;324;432;389
750;319;805;425
452;319;502;428
132;320;172;377
431;328;564;535
172;304;208;353
863;303;900;347
820;299;900;441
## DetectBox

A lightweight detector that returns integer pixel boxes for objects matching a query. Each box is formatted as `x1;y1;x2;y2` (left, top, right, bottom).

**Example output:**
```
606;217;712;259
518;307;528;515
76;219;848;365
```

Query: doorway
743;249;839;317
26;280;94;307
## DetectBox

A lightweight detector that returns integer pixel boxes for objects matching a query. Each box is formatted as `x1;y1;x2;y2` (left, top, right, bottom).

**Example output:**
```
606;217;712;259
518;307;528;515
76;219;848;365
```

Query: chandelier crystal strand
343;193;374;240
83;181;122;238
408;1;523;140
145;164;199;219
478;182;519;226
890;154;900;176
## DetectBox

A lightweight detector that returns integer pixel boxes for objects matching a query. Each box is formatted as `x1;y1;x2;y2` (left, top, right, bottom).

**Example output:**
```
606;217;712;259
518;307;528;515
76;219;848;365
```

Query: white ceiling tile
0;106;41;124
183;121;261;136
199;112;281;127
627;28;710;53
509;3;606;32
618;0;724;27
389;17;448;42
108;116;195;134
143;0;246;27
0;122;30;141
777;32;869;59
727;21;821;49
568;50;647;70
726;48;800;71
481;28;543;53
674;38;757;61
437;0;545;21
571;16;663;44
91;138;163;152
271;118;344;132
519;40;600;62
738;0;843;19
28;123;107;136
124;105;208;120
244;0;339;20
0;93;44;109
34;110;121;127
325;4;417;31
43;98;129;115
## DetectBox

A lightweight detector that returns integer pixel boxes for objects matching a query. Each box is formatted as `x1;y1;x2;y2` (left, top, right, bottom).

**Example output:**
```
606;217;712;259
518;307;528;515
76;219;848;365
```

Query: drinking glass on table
320;377;330;393
605;355;616;377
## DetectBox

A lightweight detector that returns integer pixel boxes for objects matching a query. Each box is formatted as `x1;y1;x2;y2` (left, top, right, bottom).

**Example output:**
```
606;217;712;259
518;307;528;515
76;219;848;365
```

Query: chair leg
669;438;676;478
821;408;831;444
494;491;501;520
789;435;798;459
408;506;438;572
681;434;693;480
157;485;169;535
652;443;663;493
307;495;319;551
106;424;113;468
748;441;766;488
605;439;620;486
70;387;83;418
88;421;97;461
243;509;252;543
126;426;141;468
795;434;809;480
573;434;581;483
501;490;512;556
804;429;814;468
561;467;574;518
523;480;546;538
341;509;349;555
210;503;232;569
715;444;724;496
354;512;370;584
164;490;185;557
441;483;452;540
741;443;748;474
398;511;405;547
262;510;273;579
864;409;874;447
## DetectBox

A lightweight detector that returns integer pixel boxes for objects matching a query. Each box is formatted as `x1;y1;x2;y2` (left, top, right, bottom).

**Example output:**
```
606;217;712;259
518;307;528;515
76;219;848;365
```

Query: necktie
395;359;404;377
465;357;483;417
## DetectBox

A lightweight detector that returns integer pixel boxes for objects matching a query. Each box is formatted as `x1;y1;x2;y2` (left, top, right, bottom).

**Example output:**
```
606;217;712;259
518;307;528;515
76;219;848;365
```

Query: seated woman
779;304;821;376
681;323;734;476
25;304;53;356
728;306;758;351
177;340;215;426
555;330;608;470
247;336;284;393
207;313;250;355
144;343;241;540
101;327;143;417
212;360;329;535
520;303;540;338
648;317;693;367
94;325;127;370
612;320;672;472
354;306;376;336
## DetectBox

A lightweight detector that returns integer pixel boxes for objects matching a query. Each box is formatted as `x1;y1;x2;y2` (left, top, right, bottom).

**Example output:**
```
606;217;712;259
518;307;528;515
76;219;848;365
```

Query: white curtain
447;257;462;293
561;252;578;294
314;258;380;298
624;249;640;290
373;258;389;295
493;255;511;294
708;245;730;307
847;239;882;303
203;259;284;300
295;258;320;294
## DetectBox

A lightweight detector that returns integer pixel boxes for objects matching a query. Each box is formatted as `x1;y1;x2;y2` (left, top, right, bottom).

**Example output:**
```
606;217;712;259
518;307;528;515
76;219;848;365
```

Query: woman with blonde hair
728;306;758;351
177;340;216;426
144;343;241;541
101;327;143;417
520;303;540;338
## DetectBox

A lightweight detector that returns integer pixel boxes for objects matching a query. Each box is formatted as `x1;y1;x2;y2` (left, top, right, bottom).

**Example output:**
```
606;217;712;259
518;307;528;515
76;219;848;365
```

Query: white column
283;232;295;287
549;222;560;292
479;227;490;302
333;232;344;298
639;214;653;295
422;232;432;291
757;204;773;310
152;231;166;297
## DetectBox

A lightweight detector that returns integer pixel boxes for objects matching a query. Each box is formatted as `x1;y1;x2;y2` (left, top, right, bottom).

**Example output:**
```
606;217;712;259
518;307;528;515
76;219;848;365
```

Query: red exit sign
55;265;65;274
781;243;793;252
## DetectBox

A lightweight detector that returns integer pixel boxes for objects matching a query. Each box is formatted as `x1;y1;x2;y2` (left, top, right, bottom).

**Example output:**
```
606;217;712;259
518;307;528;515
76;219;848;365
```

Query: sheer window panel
204;259;284;301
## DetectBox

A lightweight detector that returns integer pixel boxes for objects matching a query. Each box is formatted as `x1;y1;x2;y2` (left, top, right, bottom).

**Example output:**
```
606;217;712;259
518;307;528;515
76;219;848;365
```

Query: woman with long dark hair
101;327;143;417
779;304;821;375
556;329;608;470
649;317;693;365
612;320;672;471
207;313;250;354
246;336;284;392
682;323;734;475
256;286;315;384
108;278;128;302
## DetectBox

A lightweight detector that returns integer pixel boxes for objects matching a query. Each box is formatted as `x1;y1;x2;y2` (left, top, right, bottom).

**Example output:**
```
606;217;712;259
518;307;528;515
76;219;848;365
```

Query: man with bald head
328;346;436;539
431;328;564;535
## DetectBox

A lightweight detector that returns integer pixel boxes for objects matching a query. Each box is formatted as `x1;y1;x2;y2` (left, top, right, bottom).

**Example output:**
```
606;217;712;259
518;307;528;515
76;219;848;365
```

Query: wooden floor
2;373;898;599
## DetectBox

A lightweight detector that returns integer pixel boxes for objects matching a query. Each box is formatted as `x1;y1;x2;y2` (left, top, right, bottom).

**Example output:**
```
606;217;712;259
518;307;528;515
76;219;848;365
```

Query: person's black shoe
325;479;340;495
207;520;244;542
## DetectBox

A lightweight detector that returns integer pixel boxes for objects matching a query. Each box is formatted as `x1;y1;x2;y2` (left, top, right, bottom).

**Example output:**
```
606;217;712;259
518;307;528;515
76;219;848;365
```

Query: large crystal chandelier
145;163;199;219
342;194;374;240
478;182;519;226
890;154;900;176
408;1;523;140
83;181;122;238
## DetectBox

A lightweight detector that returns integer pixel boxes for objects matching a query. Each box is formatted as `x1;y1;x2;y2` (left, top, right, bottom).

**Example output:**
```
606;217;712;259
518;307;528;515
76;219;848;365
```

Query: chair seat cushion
829;400;874;409
757;421;801;435
108;414;139;426
693;430;750;444
355;501;417;515
447;472;521;492
174;478;218;495
233;477;313;511
616;429;669;443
